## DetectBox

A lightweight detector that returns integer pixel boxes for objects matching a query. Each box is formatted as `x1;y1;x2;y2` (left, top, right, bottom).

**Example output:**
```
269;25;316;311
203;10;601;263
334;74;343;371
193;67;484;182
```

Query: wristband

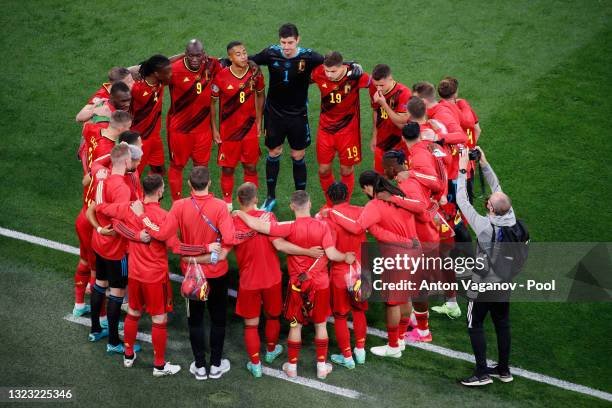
96;226;102;234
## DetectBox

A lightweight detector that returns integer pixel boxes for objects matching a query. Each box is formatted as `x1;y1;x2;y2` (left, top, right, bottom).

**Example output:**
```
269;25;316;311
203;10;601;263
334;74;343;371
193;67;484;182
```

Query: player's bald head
488;192;512;216
186;39;203;53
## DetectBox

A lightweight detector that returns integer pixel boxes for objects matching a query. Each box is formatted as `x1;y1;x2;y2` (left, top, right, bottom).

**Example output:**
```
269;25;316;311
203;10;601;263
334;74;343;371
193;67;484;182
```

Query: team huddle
72;22;482;380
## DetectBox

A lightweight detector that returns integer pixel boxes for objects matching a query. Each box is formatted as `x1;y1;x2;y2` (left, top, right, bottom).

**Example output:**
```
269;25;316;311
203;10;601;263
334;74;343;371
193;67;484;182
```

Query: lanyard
190;198;220;237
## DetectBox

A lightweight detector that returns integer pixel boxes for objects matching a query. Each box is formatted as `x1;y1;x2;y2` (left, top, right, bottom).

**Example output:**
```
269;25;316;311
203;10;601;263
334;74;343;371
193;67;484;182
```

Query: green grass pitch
0;0;611;407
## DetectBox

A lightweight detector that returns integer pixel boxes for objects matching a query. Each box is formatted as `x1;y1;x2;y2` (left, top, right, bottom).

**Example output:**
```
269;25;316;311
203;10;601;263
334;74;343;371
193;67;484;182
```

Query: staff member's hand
475;146;488;166
459;148;469;172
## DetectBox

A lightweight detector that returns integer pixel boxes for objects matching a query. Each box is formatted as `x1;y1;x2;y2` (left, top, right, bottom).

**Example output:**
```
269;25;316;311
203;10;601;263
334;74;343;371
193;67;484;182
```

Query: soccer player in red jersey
76;67;134;123
381;150;440;343
96;175;182;377
313;182;369;368
412;81;467;183
85;144;136;353
234;190;355;380
312;51;370;205
369;64;412;174
81;111;132;179
438;77;481;202
323;170;425;359
167;40;222;200
131;55;172;176
191;182;319;377
77;82;132;168
136;166;234;380
211;41;265;209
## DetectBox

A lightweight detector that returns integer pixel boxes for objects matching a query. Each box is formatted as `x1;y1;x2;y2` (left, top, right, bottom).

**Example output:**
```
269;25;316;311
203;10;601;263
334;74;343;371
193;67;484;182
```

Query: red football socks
387;325;399;348
168;165;183;201
333;315;352;358
314;338;329;362
398;317;411;339
243;169;259;187
152;321;168;367
352;310;367;349
74;262;90;304
340;172;355;201
244;324;261;364
319;171;334;205
220;172;234;204
123;314;139;357
287;340;301;364
265;319;280;352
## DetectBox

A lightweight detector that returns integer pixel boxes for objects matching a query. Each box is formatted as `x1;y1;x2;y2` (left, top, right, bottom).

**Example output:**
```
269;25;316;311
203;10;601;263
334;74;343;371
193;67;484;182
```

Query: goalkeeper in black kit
249;23;363;211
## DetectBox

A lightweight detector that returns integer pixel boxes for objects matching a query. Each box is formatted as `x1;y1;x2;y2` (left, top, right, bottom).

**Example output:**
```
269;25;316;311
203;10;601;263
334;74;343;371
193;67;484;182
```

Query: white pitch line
63;313;362;399
3;226;612;403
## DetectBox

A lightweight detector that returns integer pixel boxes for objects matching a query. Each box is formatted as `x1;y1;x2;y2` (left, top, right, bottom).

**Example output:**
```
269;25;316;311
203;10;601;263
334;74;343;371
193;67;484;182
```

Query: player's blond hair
110;142;130;165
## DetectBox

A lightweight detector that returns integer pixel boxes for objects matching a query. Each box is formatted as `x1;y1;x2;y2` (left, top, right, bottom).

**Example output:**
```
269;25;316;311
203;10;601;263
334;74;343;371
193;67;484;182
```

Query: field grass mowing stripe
5;226;612;403
63;314;363;399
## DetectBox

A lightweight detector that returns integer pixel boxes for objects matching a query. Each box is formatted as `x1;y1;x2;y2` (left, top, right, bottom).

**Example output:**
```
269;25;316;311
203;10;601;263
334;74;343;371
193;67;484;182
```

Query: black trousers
187;274;228;368
466;300;511;375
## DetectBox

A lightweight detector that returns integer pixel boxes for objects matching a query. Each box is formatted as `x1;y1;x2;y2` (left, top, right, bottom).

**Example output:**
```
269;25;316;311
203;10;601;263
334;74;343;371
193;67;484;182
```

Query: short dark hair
383;149;406;166
138;54;170;78
323;51;343;67
189;166;210;190
108;67;131;82
110;110;132;125
290;190;310;209
371;64;391;81
407;96;426;119
237;182;257;205
226;41;243;53
327;182;348;205
279;23;299;39
412;82;436;100
402;122;421;141
110;81;130;96
143;174;164;196
118;130;141;145
358;170;405;197
437;77;458;99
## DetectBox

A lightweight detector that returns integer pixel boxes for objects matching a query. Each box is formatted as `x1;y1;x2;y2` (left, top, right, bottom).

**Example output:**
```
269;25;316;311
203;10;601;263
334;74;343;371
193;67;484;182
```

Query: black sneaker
460;374;493;386
486;366;514;383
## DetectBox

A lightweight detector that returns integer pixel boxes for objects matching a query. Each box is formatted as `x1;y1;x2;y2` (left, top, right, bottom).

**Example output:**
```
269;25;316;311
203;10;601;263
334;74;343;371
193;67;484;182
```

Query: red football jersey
311;65;370;134
269;217;334;290
97;201;177;283
142;192;235;278
320;202;365;287
211;67;265;141
330;198;419;242
130;80;164;140
168;57;221;134
82;122;113;173
455;99;479;148
231;210;282;290
369;82;411;151
88;83;111;104
83;161;109;209
91;174;131;260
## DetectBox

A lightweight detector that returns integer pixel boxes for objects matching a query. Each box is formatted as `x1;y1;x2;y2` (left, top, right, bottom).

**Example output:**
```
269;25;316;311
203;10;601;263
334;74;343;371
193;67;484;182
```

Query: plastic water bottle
210;238;221;265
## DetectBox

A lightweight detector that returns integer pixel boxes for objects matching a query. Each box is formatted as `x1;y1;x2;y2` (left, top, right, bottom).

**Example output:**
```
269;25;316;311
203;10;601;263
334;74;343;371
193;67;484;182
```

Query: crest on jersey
249;78;255;90
227;84;234;90
298;59;305;72
183;77;190;82
344;84;351;94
